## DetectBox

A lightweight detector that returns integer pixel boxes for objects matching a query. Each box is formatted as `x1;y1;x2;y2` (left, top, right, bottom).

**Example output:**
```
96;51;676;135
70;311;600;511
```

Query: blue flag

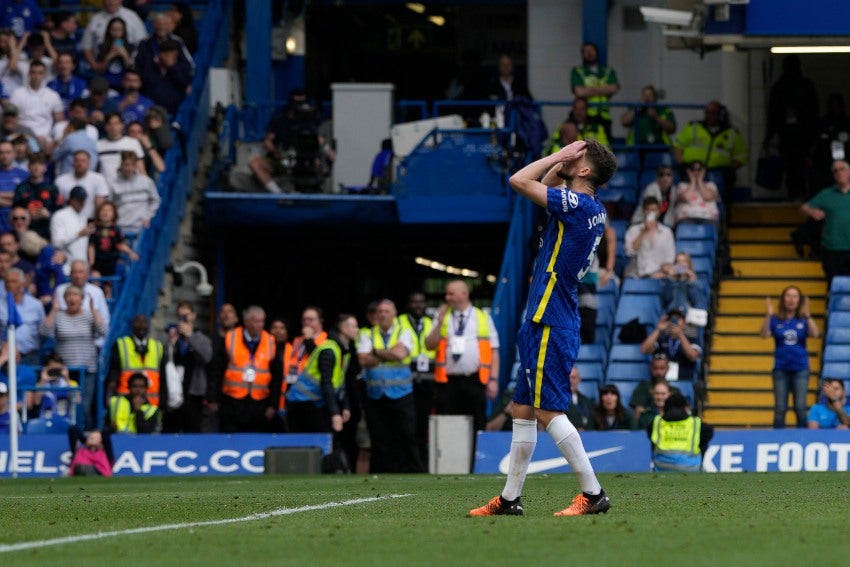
6;290;21;327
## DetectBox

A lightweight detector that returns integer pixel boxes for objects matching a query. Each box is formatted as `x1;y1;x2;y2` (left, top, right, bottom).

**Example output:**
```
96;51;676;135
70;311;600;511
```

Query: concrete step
730;204;804;225
729;243;799;259
731;260;824;278
707;390;817;406
717;297;825;315
702;407;798;427
728;226;796;242
713;315;824;334
709;353;821;372
719;279;827;297
711;334;823;354
708;373;819;390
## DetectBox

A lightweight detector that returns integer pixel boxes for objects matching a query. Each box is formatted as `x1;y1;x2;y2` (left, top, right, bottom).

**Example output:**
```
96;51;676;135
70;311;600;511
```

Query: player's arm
509;141;587;208
540;164;567;188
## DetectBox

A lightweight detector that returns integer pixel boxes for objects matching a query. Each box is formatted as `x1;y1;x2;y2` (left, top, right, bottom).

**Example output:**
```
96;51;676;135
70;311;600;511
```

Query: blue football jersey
525;186;606;327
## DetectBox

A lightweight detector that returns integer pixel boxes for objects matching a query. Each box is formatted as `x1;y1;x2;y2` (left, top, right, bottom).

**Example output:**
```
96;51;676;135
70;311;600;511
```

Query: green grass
0;473;844;566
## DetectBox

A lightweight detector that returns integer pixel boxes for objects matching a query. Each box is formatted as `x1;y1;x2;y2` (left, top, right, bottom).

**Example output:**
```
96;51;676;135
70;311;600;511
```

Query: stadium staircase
702;203;827;428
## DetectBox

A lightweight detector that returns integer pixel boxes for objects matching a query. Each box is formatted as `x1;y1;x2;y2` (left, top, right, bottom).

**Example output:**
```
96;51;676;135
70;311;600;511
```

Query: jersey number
576;234;603;281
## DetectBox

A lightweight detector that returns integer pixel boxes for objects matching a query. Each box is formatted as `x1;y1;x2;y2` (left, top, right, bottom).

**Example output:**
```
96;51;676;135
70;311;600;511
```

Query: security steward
648;393;714;472
108;372;162;433
107;314;166;407
209;305;282;433
425;280;499;433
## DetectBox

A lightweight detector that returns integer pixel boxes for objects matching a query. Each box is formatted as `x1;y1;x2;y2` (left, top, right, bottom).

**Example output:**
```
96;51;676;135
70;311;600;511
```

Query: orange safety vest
282;332;327;410
223;328;276;401
434;307;493;385
277;341;293;411
116;336;164;407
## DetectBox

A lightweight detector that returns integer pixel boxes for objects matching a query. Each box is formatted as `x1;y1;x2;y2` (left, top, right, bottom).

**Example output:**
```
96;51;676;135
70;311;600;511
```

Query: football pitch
0;472;844;566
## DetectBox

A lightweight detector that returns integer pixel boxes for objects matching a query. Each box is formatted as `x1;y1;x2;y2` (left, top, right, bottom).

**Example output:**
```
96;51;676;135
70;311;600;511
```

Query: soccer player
469;139;616;517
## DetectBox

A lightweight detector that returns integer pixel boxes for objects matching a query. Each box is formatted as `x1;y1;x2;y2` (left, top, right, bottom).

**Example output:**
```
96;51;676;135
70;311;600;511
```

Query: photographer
640;309;702;382
25;352;79;420
621;85;676;147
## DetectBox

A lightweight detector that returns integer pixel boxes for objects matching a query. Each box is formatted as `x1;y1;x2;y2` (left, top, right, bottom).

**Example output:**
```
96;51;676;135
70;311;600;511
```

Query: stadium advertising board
474;429;850;473
0;434;331;477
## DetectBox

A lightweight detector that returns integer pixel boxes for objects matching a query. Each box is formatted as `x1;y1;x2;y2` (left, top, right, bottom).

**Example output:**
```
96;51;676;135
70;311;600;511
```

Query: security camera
639;6;694;27
196;282;213;297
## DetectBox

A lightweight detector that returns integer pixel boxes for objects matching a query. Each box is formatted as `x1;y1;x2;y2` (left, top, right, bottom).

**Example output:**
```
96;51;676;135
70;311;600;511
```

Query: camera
180;314;189;323
670;317;680;326
46;367;63;378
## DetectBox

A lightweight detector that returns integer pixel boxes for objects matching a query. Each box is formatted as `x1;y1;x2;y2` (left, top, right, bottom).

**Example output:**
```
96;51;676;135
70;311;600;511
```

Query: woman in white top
669;161;720;226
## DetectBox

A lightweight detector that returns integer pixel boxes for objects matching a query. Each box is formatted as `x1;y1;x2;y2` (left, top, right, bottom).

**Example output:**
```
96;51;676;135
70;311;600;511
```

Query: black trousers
162;394;204;433
218;396;273;433
412;376;435;466
821;249;850;284
365;393;423;473
435;373;486;433
286;401;331;433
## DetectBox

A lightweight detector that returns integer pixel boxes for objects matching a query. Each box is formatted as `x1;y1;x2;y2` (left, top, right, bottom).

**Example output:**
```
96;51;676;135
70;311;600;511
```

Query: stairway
702;203;827;428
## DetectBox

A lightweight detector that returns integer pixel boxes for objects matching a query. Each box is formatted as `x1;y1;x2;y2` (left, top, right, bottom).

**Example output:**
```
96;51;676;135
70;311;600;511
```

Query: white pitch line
0;493;411;554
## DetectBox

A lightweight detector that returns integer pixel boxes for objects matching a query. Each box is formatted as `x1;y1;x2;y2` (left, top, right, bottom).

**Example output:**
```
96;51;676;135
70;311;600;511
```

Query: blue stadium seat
642;151;674;169
615;150;640;171
578;380;600;403
829;312;850;329
822;362;850;380
578;344;607;366
594;327;612;350
609;219;628;242
606;380;638;406
607;170;639;190
575;361;604;383
677;240;715;260
597;277;619;298
615;294;661;326
705;168;725;193
622;277;663;295
828;295;850;312
597;188;627;204
24;417;72;434
824;345;850;363
606;361;649;382
596;304;614;331
676;222;718;244
691;256;714;283
609;344;650;363
830;276;850;295
826;327;850;345
671;380;695;407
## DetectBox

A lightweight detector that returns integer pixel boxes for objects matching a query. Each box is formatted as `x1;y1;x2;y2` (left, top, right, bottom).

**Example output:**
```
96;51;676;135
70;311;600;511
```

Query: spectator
807;378;850;429
0;230;35;287
50;185;94;267
133;12;194;81
113;70;153;125
208;305;281;433
88;200;138;294
91;17;134;91
81;0;147;77
570;41;619;138
138;38;192;116
0;1;44;39
648;392;713;472
640;309;702;382
592;383;634;431
83;75;119;135
47;12;79;57
800;160;850;283
760;287;819;428
546;97;609;155
624;196;676;278
216;302;238;338
108;372;162;433
9;60;64;153
25;352;79;421
764;55;819;200
398;291;436;464
17;224;66;308
424;279;500;434
636;378;672;431
0;139;28;233
127;111;169;176
67;429;113;476
0;29;25;97
811;93;850;192
10;135;28;168
668;160;720;227
660;252;707;314
160;301;213;433
621;85;676;146
672;100;747;198
167;2;198;54
286;313;358;435
110;151;160;233
12;152;59;240
107;314;165;408
52;98;100;144
55;150;109;220
52;118;99;177
53;259;111;333
97;113;146;189
631;165;676;226
0;266;44;365
628;355;681;423
25;32;54;83
565;366;596;431
287;306;328;384
1;103;39;151
358;298;424;473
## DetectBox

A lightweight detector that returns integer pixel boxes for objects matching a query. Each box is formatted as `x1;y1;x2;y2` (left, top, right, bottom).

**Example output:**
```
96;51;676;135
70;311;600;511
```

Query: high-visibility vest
573;66;616;121
398;313;436;362
116;336;164;407
363;321;413;400
650;414;702;471
109;395;159;433
674;121;747;169
277;341;293;411
434;307;493;385
286;339;348;405
288;332;328;375
223;328;275;401
546;121;609;155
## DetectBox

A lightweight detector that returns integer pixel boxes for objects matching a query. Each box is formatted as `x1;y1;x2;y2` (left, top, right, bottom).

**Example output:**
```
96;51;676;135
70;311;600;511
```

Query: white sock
500;418;537;501
546;414;601;495
265;180;282;193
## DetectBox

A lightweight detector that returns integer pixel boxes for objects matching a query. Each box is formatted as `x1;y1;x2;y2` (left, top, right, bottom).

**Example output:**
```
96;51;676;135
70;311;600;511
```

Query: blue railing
94;0;233;425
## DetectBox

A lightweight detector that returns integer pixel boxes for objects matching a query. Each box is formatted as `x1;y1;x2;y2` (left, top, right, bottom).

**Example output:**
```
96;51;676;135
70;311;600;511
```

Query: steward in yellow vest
108;373;162;433
648;393;713;472
107;314;165;407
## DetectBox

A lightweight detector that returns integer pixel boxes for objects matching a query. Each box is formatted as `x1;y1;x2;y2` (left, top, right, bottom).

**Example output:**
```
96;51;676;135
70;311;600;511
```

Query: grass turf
0;472;844;566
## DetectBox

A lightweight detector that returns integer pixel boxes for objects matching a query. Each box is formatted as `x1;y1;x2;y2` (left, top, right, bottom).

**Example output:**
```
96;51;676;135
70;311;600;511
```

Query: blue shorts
513;321;579;412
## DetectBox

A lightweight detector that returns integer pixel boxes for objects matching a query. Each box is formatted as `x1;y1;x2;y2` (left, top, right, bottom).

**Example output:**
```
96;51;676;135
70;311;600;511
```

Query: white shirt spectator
96;136;144;188
50;205;89;266
81;7;148;53
55;170;111;219
9;83;63;140
0;55;27;97
431;306;500;376
624;222;676;278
